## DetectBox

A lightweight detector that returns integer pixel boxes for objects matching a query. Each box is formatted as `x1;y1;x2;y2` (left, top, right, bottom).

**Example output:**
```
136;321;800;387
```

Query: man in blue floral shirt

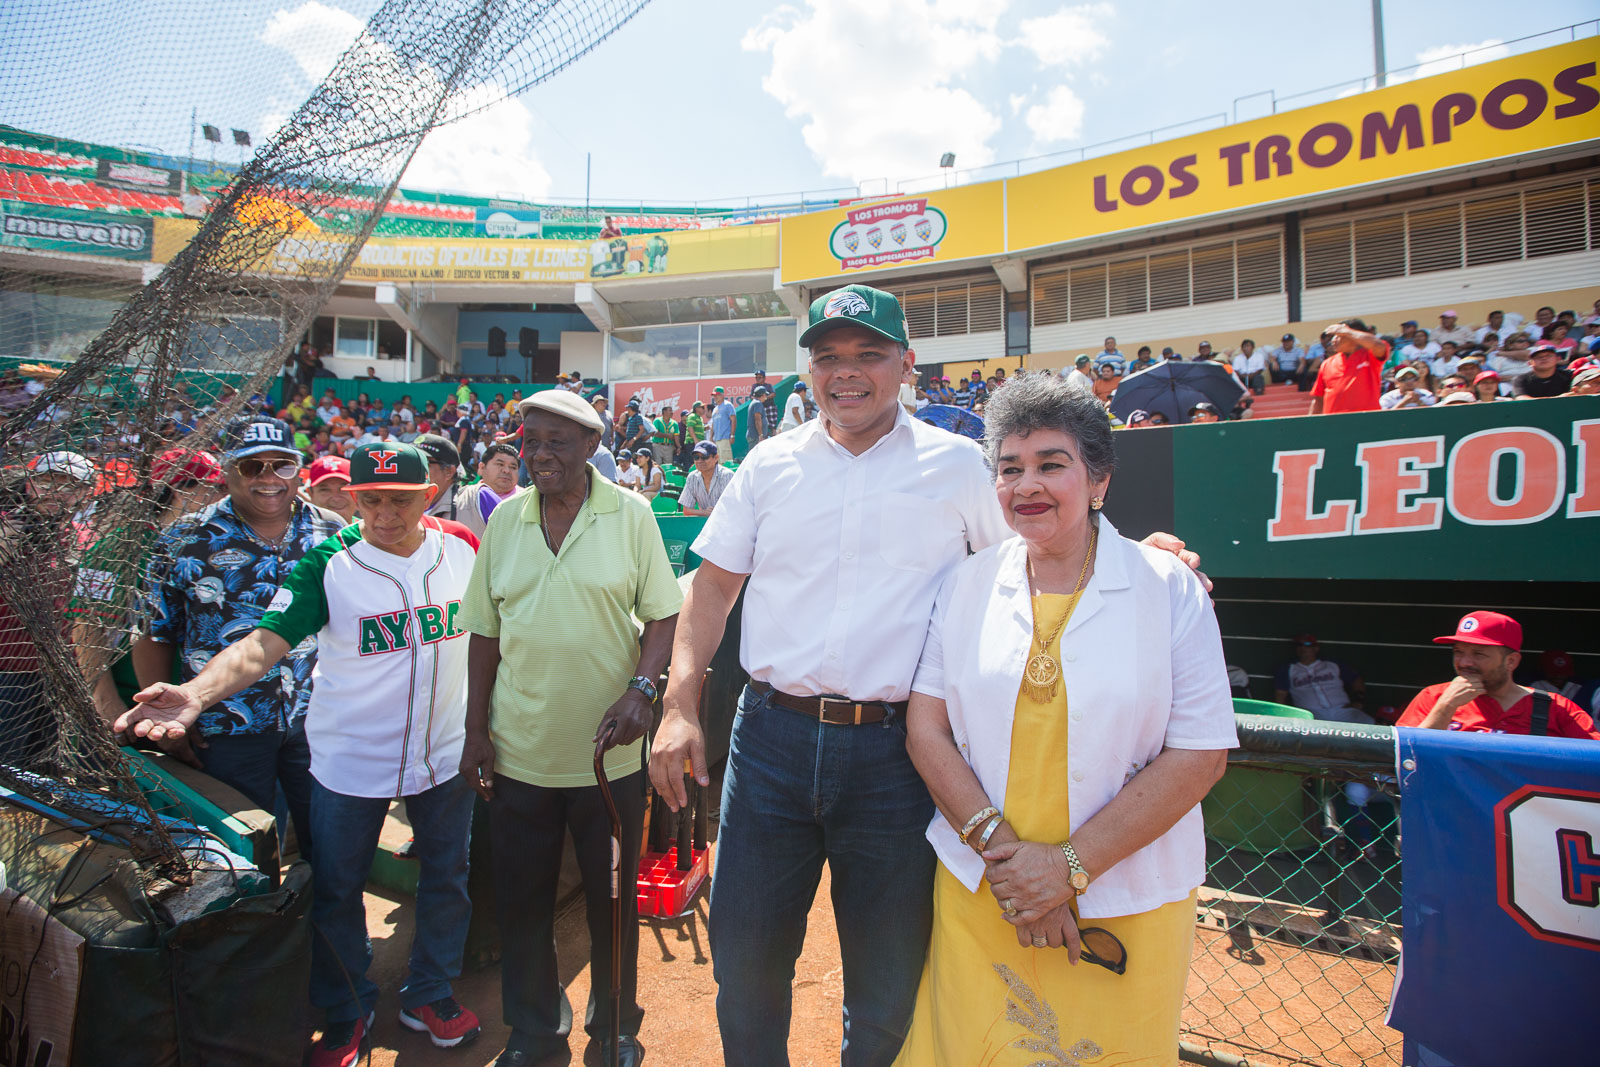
133;415;343;854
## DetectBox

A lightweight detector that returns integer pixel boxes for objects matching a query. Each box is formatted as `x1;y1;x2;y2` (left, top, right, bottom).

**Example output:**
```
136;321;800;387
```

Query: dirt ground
356;862;846;1067
349;858;1391;1067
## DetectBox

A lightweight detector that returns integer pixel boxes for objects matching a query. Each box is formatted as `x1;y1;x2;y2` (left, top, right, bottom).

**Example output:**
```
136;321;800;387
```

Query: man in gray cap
460;387;682;1067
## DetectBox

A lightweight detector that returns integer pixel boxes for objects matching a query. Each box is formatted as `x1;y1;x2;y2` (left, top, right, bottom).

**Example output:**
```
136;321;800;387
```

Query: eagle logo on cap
823;291;870;319
1460;616;1479;632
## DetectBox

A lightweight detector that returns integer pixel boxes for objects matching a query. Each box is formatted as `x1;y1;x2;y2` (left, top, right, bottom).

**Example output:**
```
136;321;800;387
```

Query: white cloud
403;86;554;198
257;2;551;197
1397;39;1509;82
1016;4;1113;67
260;1;365;83
1025;85;1088;145
1009;92;1028;116
742;0;1006;185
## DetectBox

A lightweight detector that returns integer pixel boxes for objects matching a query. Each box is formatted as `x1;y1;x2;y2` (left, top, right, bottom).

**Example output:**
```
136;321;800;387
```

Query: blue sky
1;0;1594;206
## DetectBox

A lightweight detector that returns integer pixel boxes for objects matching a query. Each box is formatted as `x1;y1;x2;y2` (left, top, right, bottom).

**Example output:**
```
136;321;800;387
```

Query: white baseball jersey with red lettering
259;525;476;798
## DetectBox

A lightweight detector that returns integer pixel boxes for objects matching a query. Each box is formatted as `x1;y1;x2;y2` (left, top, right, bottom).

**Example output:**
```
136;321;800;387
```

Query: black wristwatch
627;675;658;702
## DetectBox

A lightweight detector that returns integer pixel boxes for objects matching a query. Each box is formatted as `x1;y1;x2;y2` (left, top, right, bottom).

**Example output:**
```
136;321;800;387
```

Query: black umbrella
1108;361;1245;425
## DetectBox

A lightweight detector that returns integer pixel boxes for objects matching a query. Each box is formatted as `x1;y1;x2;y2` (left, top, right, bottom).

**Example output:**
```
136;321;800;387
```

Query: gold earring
1090;497;1104;510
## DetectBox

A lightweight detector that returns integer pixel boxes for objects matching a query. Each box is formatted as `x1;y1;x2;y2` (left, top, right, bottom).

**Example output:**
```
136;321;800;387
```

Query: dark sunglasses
232;457;302;479
1078;926;1127;975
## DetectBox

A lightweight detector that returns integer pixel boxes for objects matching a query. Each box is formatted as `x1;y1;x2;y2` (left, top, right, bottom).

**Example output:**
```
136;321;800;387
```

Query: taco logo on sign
828;198;948;271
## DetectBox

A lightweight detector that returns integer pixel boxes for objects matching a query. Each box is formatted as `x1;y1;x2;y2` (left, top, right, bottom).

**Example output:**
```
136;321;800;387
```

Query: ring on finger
1000;898;1017;916
1031;935;1048;948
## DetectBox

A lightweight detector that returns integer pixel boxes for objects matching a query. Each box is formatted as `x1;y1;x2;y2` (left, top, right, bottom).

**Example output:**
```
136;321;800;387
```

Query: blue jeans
197;720;315;860
710;685;937;1067
308;774;474;1023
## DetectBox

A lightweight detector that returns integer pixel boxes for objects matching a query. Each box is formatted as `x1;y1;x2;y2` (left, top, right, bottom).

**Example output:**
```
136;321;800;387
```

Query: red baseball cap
1542;649;1572;673
306;456;351;487
1433;610;1522;651
152;448;222;486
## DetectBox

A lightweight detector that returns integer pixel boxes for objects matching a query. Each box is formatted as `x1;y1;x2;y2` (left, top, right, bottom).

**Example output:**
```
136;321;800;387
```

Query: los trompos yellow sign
777;39;1600;285
779;181;1005;283
1008;37;1600;249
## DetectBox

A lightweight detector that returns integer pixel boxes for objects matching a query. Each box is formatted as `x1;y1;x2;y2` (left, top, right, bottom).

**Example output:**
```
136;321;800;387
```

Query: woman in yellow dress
895;374;1237;1065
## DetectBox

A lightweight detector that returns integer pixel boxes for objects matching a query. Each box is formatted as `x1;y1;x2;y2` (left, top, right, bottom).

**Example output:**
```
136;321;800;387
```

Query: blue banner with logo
1389;728;1600;1065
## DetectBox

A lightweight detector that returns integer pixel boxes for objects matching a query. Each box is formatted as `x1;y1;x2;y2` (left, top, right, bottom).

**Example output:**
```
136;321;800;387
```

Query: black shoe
394;836;417;860
600;1035;645;1067
494;1051;535;1067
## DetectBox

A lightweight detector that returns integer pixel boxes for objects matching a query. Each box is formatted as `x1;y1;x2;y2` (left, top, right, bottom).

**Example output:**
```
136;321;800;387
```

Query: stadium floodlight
202;124;221;142
231;129;251;146
939;152;956;168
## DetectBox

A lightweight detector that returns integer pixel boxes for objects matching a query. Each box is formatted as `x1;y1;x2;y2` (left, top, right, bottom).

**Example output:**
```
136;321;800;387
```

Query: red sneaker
310;1012;372;1067
399;996;481;1048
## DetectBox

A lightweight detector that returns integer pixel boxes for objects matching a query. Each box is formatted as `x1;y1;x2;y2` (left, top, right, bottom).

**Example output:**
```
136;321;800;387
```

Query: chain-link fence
1183;715;1402;1067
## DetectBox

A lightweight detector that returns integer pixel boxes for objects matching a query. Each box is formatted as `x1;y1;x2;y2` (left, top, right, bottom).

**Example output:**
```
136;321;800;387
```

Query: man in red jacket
1398;611;1599;739
1309;319;1388;415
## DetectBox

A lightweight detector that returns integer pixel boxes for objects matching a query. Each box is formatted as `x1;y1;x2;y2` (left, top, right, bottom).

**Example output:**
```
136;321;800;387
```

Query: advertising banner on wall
1166;396;1600;581
265;235;592;283
234;225;777;285
1006;37;1600;253
95;158;183;195
612;375;761;418
780;182;1004;283
589;224;778;280
474;206;543;238
0;201;153;259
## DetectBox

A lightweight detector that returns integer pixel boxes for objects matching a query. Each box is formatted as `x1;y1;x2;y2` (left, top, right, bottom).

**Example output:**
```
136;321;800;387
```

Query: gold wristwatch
1059;840;1090;894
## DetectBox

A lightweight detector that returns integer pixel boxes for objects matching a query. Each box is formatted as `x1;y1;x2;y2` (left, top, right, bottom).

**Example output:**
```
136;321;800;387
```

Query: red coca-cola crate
636;845;709;919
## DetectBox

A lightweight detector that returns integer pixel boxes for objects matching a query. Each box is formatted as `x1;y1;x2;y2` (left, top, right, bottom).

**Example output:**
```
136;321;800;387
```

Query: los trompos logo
828;198;947;271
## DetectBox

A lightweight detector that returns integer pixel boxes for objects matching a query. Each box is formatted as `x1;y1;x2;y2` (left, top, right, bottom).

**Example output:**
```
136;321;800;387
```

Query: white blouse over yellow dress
895;518;1238;1066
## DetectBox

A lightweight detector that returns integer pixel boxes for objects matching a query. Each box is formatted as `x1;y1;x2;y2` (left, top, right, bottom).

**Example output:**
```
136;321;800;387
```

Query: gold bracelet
976;816;1004;851
958;805;1000;845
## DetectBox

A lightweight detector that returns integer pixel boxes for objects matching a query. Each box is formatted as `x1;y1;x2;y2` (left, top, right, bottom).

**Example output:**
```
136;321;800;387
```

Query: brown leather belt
751;682;905;725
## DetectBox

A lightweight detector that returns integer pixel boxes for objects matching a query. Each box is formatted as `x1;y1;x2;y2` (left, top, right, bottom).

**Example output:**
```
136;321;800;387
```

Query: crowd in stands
903;299;1600;426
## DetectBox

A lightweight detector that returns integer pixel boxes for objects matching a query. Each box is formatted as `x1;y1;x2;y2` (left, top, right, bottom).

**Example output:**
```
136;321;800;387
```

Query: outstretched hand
115;682;207;767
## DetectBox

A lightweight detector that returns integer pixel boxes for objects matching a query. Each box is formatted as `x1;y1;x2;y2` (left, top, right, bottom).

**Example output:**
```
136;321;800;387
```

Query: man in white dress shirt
649;284;1201;1067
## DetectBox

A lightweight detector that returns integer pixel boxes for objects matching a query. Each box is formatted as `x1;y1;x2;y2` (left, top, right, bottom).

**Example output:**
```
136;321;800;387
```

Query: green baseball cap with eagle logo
799;284;910;348
346;441;430;491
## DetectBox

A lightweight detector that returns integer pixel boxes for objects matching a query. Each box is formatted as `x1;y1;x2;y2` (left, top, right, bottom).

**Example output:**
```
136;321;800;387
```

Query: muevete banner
0;201;153;260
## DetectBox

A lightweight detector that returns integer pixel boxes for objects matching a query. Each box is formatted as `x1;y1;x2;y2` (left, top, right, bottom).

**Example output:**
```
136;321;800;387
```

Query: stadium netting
0;0;651;878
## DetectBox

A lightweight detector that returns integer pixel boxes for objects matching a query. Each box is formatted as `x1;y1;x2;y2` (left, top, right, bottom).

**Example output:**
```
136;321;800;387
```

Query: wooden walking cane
594;721;623;1067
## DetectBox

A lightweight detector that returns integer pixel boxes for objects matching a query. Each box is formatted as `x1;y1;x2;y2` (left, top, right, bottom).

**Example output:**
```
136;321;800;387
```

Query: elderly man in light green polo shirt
459;387;680;1067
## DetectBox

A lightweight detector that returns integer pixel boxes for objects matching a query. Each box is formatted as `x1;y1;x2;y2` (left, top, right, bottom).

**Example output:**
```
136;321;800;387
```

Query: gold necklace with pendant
1021;523;1098;704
